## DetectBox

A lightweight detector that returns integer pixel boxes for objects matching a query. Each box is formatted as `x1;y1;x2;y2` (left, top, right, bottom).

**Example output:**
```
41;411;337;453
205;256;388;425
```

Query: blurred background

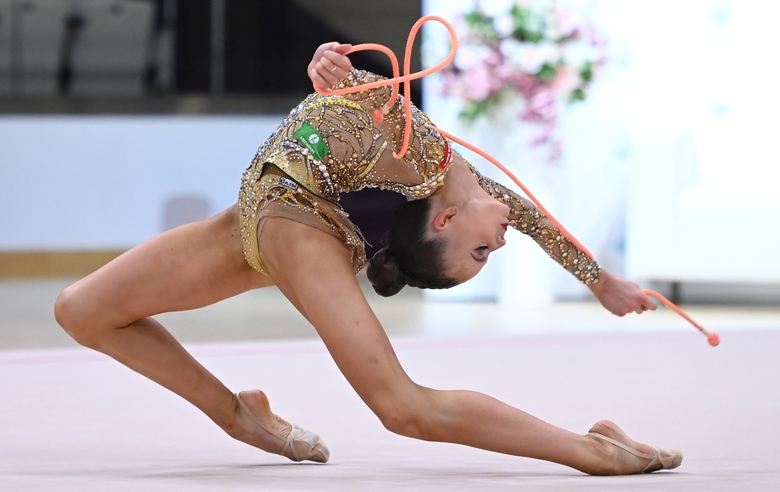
421;0;780;306
1;0;778;349
0;0;420;267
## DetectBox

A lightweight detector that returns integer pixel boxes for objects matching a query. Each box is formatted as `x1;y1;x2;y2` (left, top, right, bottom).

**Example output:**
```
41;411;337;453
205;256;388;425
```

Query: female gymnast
54;42;680;475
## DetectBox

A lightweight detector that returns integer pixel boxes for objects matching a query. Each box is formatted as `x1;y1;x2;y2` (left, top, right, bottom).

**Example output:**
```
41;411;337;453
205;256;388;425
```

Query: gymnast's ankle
221;390;288;454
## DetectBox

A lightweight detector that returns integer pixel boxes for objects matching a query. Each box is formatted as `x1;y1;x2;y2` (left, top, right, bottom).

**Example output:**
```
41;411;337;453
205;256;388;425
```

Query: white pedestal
423;130;558;306
496;223;556;309
496;182;557;309
423;261;498;302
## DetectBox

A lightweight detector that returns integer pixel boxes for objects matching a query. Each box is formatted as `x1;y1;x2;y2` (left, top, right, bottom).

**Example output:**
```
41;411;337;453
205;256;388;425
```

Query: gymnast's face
430;196;510;283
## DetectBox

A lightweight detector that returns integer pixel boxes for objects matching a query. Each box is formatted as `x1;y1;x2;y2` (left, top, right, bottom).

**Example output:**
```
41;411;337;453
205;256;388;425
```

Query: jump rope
313;15;720;347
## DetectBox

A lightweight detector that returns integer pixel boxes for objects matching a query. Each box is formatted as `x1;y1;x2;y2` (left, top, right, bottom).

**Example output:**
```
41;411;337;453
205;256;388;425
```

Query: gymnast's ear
431;206;457;232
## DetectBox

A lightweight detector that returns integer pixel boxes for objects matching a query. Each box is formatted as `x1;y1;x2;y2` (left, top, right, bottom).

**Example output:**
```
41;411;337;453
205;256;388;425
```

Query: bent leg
259;218;673;474
54;205;277;442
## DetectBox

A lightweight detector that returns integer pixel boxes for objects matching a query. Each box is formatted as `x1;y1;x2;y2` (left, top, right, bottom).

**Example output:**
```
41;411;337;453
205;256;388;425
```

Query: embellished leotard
238;69;600;284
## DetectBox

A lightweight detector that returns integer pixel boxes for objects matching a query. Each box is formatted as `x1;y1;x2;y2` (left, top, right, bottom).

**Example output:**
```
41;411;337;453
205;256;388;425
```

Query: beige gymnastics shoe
588;420;682;473
236;391;329;463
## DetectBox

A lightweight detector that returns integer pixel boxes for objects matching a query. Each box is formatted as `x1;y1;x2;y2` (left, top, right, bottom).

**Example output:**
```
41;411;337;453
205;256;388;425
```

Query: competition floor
1;278;779;491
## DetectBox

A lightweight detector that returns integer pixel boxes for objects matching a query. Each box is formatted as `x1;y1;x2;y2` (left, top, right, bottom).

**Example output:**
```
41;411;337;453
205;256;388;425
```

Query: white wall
0;116;284;250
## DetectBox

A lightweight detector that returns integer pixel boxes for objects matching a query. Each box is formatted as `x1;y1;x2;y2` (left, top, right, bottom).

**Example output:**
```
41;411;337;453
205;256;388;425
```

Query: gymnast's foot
232;390;329;463
585;420;682;475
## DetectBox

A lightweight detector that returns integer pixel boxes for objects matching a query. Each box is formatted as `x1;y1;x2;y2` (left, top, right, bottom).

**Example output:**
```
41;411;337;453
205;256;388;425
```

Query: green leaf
465;9;499;42
510;4;546;43
459;98;499;122
510;4;528;27
569;88;586;102
537;63;556;82
509;4;536;42
465;10;487;29
459;102;482;122
580;61;593;82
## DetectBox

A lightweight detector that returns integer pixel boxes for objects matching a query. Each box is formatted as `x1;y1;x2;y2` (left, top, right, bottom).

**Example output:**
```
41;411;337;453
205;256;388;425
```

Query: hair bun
367;247;407;297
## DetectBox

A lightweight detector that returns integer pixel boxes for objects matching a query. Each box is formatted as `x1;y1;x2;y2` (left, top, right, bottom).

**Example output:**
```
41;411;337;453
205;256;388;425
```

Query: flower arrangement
439;0;607;162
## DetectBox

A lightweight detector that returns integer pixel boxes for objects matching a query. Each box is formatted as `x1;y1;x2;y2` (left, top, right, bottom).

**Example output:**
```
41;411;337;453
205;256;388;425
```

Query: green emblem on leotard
294;121;329;161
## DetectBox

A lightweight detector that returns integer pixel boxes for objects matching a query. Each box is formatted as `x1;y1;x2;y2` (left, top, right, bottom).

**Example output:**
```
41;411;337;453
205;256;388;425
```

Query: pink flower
512;72;542;98
464;65;492;100
589;31;608;48
437;0;606;165
552;66;579;93
523;90;556;122
500;39;548;74
494;14;515;37
455;44;494;71
554;6;578;38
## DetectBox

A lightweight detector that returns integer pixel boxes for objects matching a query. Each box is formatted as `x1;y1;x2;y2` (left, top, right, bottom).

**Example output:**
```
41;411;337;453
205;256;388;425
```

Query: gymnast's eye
472;245;489;263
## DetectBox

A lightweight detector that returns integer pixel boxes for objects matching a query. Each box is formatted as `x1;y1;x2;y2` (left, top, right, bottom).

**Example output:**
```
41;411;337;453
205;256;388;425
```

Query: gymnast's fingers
321;56;340;75
310;42;339;67
330;43;352;55
323;51;350;85
309;66;332;90
314;60;340;87
317;52;350;87
308;42;340;84
323;48;352;73
639;291;658;311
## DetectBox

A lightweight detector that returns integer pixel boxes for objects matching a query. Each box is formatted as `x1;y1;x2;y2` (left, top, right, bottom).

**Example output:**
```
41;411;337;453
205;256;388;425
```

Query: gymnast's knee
54;285;103;348
370;385;433;440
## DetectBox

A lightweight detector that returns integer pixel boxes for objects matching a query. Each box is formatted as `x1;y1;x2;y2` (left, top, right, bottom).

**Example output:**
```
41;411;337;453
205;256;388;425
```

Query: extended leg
54;205;287;453
258;218;680;474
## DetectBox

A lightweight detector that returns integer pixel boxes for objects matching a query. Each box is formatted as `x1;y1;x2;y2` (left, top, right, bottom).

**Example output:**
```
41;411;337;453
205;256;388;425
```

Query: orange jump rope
313;15;720;347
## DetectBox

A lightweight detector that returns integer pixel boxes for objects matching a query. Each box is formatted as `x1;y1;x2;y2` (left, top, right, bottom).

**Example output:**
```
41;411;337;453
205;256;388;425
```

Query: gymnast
54;41;680;475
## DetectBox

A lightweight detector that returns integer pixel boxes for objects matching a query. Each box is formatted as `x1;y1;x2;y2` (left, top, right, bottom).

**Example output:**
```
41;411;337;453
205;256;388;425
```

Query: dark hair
366;199;458;297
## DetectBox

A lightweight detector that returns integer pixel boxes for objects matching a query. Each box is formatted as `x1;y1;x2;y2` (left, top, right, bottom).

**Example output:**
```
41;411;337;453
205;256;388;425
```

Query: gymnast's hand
308;42;353;89
589;270;658;317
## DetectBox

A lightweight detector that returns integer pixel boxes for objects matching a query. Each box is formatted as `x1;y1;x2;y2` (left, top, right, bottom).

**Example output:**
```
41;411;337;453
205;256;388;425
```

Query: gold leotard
238;69;600;284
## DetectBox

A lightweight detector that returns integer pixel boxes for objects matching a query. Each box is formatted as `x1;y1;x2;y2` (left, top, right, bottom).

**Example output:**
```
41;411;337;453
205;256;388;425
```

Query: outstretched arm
470;167;656;316
471;169;600;283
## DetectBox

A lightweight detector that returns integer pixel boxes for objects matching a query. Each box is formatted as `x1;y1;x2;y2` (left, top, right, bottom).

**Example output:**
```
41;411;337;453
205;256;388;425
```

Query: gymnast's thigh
60;204;274;328
259;217;415;403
